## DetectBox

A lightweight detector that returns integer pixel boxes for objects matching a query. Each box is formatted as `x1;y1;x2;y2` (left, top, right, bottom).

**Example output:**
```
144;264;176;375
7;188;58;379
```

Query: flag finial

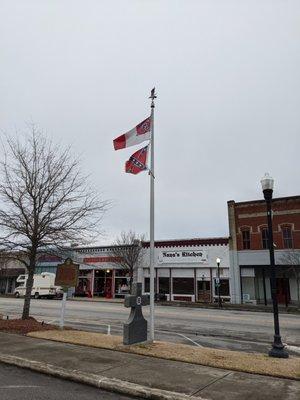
149;88;157;108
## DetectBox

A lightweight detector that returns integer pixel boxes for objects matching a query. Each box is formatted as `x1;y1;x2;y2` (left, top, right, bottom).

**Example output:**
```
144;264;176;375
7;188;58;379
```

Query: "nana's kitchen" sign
158;250;208;264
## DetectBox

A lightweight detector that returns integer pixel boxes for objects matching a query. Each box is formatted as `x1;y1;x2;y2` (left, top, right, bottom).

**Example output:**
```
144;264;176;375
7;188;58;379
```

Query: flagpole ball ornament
123;282;150;345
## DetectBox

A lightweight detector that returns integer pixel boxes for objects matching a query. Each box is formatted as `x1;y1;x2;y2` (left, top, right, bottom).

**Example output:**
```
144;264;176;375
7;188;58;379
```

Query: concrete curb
0;353;207;400
286;345;300;355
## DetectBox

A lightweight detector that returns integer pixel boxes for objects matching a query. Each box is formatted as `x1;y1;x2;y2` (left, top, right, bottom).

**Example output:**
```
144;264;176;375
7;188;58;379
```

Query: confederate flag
113;116;151;150
125;145;149;175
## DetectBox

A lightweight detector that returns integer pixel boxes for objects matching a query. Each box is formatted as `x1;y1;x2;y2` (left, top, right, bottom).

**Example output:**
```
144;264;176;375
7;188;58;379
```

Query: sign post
55;258;79;329
60;290;67;329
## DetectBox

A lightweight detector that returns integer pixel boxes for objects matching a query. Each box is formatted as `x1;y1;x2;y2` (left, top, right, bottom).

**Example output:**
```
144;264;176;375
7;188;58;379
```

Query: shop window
115;269;130;278
144;277;157;293
242;229;251;250
197;280;210;292
215;279;230;296
282;226;293;249
172;278;194;294
159;277;170;294
115;278;130;294
261;228;269;249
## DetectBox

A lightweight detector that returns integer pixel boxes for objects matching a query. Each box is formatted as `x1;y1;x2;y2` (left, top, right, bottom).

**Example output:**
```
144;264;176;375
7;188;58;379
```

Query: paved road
0;363;133;400
1;297;299;354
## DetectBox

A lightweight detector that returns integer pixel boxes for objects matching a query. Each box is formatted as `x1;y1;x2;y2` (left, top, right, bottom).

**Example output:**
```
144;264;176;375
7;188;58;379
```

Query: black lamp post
216;258;222;308
261;173;289;358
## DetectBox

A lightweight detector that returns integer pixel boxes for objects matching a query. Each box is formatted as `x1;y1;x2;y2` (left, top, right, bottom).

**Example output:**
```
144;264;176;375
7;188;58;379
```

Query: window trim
260;226;269;250
240;227;251;250
280;225;294;249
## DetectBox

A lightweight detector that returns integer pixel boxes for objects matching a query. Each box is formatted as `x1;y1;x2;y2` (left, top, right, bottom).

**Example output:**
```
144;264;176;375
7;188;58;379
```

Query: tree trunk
129;269;133;294
22;250;36;320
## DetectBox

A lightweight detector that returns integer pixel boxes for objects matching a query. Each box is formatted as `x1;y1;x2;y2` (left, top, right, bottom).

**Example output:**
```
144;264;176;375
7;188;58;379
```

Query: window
158;277;170;294
172;278;194;294
261;228;268;249
144;277;157;293
242;229;251;249
215;279;230;296
282;226;293;249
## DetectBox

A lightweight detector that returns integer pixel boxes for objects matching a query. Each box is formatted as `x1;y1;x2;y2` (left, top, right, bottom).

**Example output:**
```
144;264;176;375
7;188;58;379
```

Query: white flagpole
149;88;156;342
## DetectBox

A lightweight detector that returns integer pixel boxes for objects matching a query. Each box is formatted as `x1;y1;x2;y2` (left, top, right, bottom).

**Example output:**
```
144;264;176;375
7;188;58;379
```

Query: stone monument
123;282;150;345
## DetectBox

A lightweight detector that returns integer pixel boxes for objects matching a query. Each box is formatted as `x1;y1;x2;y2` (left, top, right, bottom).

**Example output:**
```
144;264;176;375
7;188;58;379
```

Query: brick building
228;195;300;305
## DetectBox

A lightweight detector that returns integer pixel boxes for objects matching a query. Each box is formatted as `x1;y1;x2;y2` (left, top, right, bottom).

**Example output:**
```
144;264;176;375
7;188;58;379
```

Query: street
0;297;299;354
0;363;133;400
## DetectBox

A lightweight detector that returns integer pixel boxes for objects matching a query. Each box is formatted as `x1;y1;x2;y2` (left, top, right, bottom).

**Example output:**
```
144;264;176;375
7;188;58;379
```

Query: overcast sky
1;1;299;244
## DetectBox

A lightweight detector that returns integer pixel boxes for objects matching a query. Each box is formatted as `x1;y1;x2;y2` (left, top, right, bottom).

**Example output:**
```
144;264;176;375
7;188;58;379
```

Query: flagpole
149;88;156;342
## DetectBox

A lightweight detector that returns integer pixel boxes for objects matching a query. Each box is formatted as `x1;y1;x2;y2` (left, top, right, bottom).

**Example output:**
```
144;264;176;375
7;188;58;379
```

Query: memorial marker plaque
55;258;79;288
123;282;150;345
55;258;79;329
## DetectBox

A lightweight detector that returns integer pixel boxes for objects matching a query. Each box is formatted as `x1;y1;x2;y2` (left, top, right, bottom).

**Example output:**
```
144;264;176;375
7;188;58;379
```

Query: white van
14;272;63;299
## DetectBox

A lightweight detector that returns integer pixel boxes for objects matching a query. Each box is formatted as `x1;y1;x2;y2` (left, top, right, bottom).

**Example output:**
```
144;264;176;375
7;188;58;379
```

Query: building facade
33;238;231;303
71;246;131;298
141;238;230;303
0;257;25;295
228;195;300;305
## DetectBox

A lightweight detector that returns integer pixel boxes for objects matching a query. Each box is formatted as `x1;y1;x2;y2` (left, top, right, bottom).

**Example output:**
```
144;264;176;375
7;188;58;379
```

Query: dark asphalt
0;363;134;400
1;297;299;354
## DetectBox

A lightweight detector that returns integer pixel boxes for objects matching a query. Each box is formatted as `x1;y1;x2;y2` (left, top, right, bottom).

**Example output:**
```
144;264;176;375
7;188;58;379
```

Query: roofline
71;237;229;251
228;195;300;207
142;237;229;248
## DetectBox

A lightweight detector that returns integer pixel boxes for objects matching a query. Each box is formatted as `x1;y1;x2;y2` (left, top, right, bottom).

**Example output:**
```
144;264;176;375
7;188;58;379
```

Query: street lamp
216;258;222;308
260;173;289;358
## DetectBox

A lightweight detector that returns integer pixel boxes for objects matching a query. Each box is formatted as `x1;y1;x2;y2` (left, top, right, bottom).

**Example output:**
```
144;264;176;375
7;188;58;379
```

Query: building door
276;278;290;305
197;280;211;302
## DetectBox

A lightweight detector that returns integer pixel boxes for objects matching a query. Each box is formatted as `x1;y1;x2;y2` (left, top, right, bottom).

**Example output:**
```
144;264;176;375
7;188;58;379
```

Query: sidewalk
0;332;299;400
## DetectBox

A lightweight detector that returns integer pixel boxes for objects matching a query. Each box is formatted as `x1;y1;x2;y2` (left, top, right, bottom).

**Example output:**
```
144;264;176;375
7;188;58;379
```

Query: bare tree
278;251;300;305
110;231;145;293
0;127;108;319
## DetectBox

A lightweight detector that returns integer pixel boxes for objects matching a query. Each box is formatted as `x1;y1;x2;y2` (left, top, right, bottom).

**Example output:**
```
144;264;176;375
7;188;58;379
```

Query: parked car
14;272;63;299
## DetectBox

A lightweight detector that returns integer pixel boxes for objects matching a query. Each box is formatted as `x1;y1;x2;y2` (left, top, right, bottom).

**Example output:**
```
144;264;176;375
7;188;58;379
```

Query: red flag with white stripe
125;145;149;175
113;116;151;150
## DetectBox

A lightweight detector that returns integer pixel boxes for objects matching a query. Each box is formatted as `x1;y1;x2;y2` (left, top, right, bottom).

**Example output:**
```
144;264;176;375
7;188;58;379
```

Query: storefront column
169;268;172;301
112;269;115;299
209;268;213;303
240;267;243;304
262;268;267;306
194;268;197;302
5;279;9;295
91;269;95;297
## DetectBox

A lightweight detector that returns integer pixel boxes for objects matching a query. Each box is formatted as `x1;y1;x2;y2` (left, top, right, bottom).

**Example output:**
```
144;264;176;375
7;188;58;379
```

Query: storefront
70;238;231;302
71;247;133;298
240;265;300;306
0;268;25;295
141;238;231;303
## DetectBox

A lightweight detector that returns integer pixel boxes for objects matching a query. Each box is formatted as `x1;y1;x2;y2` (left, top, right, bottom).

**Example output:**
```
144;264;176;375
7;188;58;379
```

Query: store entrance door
276;278;290;305
94;269;113;298
197;281;211;302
